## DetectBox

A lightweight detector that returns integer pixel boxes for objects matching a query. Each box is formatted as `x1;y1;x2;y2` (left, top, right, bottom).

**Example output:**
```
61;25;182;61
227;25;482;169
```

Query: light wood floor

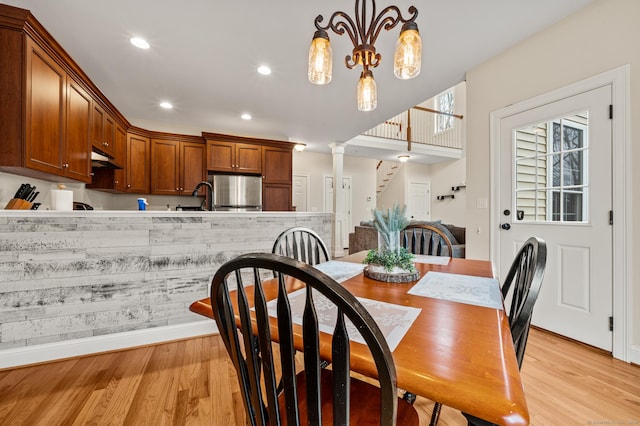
0;328;638;425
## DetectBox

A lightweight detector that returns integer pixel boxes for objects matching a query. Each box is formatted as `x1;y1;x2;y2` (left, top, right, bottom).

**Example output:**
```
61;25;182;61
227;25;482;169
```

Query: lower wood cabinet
262;183;292;211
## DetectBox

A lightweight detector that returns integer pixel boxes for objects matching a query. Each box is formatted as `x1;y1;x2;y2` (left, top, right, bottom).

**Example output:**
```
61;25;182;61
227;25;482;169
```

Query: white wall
464;0;639;347
344;155;378;225
430;158;466;225
292;150;377;229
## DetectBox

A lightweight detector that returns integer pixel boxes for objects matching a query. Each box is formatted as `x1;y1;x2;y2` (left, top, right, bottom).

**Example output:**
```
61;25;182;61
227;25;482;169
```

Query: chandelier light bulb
357;70;377;112
394;22;422;80
308;30;333;85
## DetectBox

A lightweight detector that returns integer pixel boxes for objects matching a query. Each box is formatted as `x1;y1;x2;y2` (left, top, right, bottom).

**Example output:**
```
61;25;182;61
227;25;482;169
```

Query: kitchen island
0;210;331;368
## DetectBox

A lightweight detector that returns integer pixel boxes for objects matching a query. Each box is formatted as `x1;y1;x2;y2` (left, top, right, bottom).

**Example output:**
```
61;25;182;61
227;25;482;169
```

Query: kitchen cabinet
23;37;91;182
87;124;128;192
113;124;127;191
150;139;205;195
262;184;292;212
262;146;293;211
126;133;150;193
206;140;261;174
91;102;115;157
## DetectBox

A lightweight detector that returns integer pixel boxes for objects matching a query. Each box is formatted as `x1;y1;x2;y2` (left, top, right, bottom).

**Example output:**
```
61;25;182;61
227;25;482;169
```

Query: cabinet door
25;37;66;176
103;113;115;157
151;139;180;195
91;102;104;152
181;142;206;195
127;134;150;193
262;146;292;184
64;78;92;182
262;183;292;211
206;141;234;172
236;143;262;174
114;124;127;191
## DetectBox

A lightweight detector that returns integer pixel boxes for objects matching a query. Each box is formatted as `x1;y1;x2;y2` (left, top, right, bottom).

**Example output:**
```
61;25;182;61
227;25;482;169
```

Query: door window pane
514;112;588;223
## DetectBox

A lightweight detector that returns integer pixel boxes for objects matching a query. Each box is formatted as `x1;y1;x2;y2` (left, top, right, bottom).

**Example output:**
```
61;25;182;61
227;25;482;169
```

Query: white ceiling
5;0;595;161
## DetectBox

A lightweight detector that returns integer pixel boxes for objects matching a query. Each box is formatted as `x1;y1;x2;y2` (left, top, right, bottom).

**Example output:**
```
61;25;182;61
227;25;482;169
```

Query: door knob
501;223;511;230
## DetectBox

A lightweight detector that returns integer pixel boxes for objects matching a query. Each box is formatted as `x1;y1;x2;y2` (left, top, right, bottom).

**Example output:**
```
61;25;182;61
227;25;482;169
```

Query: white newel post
331;142;346;258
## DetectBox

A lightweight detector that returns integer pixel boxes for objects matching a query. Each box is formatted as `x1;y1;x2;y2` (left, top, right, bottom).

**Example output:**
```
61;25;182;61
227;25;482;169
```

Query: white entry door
498;85;613;351
407;182;431;220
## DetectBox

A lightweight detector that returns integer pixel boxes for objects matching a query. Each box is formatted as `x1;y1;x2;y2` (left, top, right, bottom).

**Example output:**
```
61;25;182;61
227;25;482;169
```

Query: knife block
4;198;33;210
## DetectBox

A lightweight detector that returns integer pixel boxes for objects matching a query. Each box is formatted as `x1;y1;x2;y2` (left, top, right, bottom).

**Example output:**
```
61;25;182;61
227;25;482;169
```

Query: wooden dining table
190;252;529;426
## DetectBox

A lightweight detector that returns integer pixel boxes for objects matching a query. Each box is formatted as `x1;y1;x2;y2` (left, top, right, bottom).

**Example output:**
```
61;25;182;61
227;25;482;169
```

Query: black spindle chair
401;224;453;258
272;227;330;266
210;253;419;426
429;236;547;426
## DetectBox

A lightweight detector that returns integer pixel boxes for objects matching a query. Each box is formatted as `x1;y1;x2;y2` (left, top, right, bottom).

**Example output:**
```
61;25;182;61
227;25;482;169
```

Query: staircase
376;160;402;196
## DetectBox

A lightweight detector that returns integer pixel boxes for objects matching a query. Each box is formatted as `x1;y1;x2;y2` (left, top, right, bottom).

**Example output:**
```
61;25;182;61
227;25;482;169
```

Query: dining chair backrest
210;252;399;426
458;236;548;426
501;236;547;367
272;227;330;265
401;224;453;257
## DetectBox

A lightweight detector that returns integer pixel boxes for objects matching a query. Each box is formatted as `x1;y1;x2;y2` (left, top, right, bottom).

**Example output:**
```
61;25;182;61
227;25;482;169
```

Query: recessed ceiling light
257;65;272;75
160;101;173;109
130;37;150;49
398;155;410;162
241;113;252;120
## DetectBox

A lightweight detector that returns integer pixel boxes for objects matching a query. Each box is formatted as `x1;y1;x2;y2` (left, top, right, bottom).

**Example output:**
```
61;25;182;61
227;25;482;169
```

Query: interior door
324;176;352;248
292;174;308;211
498;85;613;351
407;182;430;220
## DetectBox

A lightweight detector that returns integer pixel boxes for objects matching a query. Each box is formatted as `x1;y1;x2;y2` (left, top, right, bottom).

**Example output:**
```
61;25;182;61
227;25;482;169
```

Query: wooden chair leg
430;402;442;426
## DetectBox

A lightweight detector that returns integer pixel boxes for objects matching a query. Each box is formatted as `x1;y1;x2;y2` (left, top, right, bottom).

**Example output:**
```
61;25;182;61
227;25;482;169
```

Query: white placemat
408;271;503;310
413;254;451;265
265;288;421;351
313;260;365;283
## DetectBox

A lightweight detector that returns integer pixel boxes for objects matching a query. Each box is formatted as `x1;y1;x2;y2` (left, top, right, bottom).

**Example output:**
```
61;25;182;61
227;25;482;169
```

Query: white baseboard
0;320;218;370
631;345;640;365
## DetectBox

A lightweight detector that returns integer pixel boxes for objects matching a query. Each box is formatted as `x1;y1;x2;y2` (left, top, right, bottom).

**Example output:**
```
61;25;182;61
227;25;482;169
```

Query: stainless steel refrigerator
210;174;262;211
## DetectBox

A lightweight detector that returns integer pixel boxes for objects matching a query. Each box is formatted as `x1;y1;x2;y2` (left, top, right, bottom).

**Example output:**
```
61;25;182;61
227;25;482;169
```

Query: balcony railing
363;106;464;150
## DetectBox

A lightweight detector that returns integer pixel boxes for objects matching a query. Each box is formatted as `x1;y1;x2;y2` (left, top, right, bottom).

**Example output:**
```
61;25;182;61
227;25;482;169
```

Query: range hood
91;150;122;169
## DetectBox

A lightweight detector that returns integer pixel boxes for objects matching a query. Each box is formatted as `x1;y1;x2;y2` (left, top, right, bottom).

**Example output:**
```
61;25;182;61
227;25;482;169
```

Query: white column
330;142;346;258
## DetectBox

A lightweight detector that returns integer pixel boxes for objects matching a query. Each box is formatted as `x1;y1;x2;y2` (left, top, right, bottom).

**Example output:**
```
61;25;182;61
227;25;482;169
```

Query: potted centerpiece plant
363;204;419;283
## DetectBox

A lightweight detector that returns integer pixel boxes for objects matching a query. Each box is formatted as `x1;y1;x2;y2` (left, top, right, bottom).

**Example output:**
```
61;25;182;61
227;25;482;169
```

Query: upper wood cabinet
113;124;127;191
91;102;115;157
87;123;128;192
126;133;150;193
0;6;118;184
262;146;292;184
206;140;261;174
150;138;205;195
181;141;207;195
22;37;91;182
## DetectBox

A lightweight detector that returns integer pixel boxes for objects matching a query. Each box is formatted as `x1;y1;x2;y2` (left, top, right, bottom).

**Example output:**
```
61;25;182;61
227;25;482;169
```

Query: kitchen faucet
192;181;213;211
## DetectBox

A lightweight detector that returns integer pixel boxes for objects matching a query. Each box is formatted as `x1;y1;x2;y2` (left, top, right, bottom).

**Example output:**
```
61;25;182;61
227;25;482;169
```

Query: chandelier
308;0;421;112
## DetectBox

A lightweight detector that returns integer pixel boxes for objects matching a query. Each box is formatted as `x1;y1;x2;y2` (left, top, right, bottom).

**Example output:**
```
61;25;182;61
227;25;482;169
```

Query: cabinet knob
114;180;119;184
127;184;131;188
